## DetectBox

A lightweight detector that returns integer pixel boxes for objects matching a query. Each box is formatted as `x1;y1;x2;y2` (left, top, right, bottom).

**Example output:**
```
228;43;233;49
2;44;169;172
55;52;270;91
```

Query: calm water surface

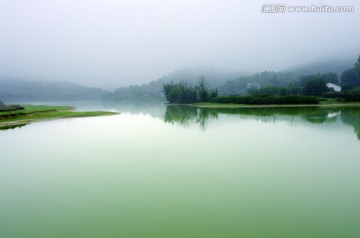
1;102;360;238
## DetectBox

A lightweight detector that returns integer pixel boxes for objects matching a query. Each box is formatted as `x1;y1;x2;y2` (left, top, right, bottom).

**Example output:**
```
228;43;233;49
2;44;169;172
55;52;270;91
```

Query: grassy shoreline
192;101;360;109
0;105;118;129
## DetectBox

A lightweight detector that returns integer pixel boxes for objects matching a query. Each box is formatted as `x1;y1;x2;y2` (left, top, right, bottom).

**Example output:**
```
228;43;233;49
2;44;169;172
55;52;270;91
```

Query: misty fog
0;0;359;89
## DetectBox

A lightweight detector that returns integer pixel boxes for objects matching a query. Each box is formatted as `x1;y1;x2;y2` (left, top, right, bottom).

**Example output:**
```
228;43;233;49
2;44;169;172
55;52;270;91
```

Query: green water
1;104;360;238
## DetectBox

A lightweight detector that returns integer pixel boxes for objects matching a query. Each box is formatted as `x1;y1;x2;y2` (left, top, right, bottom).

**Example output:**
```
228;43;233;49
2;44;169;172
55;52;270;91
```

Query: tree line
210;95;318;105
163;55;360;104
219;56;360;98
163;77;218;103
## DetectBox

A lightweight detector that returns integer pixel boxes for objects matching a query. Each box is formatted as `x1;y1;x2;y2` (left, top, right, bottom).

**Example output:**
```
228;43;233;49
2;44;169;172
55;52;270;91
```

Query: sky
0;0;359;89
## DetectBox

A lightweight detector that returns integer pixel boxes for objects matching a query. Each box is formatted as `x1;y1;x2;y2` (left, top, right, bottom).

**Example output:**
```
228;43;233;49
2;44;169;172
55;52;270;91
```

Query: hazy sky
1;0;359;88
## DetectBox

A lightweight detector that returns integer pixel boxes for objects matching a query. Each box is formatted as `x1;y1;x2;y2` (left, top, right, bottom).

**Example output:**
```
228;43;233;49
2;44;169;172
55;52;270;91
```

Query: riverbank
193;101;360;109
0;105;118;129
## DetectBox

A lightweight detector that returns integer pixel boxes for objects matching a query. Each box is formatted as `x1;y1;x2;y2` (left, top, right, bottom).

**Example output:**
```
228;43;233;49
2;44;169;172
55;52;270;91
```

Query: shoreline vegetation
162;56;360;107
193;97;360;108
192;101;360;109
0;105;118;129
165;97;360;108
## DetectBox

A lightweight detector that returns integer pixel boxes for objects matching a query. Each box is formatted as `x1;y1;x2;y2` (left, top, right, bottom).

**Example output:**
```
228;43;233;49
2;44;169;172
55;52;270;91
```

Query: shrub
209;95;319;105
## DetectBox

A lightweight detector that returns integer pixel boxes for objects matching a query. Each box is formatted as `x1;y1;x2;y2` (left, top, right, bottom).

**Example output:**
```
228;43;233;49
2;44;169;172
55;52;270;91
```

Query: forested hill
1;58;356;102
218;58;356;96
111;67;244;100
112;58;355;99
0;79;106;102
0;67;242;102
285;58;354;76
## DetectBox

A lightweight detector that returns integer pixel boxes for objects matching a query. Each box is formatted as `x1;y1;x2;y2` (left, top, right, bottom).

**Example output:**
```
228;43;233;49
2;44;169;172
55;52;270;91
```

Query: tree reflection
164;105;217;129
340;108;360;140
164;105;360;140
0;124;27;131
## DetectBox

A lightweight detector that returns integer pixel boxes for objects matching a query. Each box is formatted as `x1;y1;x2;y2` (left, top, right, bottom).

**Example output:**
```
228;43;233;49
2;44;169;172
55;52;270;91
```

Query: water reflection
0;124;26;131
164;106;218;128
2;99;360;142
0;99;166;131
341;108;360;140
164;105;360;140
99;98;166;117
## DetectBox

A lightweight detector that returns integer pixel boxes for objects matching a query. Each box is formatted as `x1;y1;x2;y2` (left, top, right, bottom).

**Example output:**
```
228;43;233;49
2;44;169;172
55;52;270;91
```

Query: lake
1;101;360;238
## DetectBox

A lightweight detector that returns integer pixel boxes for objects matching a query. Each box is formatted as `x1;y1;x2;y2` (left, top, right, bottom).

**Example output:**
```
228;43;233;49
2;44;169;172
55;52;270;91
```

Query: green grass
317;98;357;105
193;102;248;108
194;99;360;109
0;105;118;128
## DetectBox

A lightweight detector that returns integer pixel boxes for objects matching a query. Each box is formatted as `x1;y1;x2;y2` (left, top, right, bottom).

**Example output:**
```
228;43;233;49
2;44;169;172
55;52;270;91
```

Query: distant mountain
112;67;244;100
0;79;107;102
217;71;299;96
217;57;357;96
2;57;356;102
285;58;354;77
158;67;244;88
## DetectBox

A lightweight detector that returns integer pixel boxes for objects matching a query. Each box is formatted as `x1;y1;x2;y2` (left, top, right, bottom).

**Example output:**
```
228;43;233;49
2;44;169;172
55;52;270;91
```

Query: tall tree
341;68;360;87
303;79;328;96
321;72;338;84
355;55;360;79
197;77;209;102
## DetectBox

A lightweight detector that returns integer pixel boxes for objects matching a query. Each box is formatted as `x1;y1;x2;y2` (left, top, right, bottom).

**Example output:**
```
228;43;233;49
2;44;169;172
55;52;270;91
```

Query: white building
326;83;341;92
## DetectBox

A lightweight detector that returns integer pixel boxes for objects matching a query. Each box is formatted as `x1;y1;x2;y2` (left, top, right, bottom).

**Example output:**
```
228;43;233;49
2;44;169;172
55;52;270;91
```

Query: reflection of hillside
164;106;360;140
204;107;339;124
100;98;166;119
165;106;341;127
0;124;27;131
165;106;218;128
340;109;360;140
